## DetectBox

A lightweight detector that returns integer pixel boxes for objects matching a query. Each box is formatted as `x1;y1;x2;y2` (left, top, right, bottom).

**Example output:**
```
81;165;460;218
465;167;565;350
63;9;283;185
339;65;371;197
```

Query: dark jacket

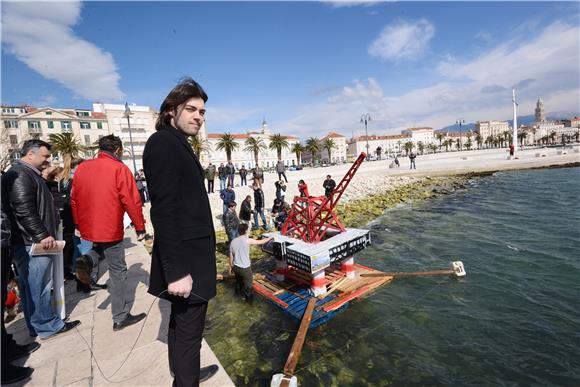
143;125;216;303
220;189;235;205
223;209;240;235
323;178;337;197
252;167;264;179
275;181;286;200
239;200;252;221
276;160;285;173
253;187;265;209
225;163;235;176
2;160;58;245
239;167;247;178
205;164;216;180
218;165;226;179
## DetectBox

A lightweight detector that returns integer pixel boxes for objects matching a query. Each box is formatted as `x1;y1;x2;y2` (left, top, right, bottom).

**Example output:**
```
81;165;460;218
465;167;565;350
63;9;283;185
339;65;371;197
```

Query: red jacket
71;152;145;242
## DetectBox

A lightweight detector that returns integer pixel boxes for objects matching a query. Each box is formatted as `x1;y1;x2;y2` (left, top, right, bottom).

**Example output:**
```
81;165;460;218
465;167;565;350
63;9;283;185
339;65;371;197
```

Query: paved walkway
5;228;234;387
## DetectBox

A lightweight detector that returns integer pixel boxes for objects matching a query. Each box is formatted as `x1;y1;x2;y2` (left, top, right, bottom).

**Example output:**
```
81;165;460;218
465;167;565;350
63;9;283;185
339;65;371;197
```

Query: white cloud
325;1;383;8
2;1;124;102
277;20;579;138
368;18;435;61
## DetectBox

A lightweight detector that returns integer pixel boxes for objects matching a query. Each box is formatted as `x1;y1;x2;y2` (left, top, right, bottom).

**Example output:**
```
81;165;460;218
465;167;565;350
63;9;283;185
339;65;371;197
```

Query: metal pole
512;89;518;153
125;103;138;173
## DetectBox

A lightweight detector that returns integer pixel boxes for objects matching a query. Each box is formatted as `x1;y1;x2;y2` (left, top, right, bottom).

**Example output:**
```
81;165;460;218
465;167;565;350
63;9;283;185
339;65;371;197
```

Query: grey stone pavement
4;227;234;387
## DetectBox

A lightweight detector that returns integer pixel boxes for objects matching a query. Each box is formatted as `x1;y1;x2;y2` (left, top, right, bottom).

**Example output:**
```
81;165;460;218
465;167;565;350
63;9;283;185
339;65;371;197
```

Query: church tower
534;98;545;123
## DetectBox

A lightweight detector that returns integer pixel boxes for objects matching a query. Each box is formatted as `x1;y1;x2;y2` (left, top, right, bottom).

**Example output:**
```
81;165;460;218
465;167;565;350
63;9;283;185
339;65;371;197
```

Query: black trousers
207;180;214;193
1;246;16;359
277;172;288;182
233;265;253;301
168;300;208;387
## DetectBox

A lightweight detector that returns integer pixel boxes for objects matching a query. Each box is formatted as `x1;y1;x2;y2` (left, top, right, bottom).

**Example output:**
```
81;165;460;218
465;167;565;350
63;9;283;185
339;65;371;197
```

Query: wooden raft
253;263;393;328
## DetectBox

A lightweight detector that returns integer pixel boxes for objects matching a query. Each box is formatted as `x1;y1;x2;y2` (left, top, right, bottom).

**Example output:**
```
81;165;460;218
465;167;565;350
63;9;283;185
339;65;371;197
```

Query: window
80;122;91;129
45;111;52;115
97;122;103;129
9;135;18;145
47;121;54;129
28;121;41;129
61;121;72;130
76;111;90;117
84;135;91;145
2;108;15;114
3;120;18;128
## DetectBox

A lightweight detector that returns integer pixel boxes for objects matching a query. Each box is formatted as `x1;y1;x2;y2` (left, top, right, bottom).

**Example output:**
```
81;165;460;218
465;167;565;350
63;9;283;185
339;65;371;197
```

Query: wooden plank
323;286;371;312
253;282;289;309
282;298;317;380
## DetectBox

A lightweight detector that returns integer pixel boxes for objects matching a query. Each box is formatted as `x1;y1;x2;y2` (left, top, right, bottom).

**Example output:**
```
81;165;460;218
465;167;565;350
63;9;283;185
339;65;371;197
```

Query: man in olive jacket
204;162;216;193
143;78;218;386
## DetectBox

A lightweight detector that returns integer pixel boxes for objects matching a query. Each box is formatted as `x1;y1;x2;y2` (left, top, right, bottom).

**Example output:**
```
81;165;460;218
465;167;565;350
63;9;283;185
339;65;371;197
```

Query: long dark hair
156;77;208;131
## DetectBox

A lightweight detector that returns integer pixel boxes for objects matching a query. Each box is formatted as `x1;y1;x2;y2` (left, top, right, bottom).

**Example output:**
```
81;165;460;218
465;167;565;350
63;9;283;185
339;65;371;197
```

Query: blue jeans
227;229;240;242
12;244;65;338
219;177;227;191
253;208;268;229
71;236;93;272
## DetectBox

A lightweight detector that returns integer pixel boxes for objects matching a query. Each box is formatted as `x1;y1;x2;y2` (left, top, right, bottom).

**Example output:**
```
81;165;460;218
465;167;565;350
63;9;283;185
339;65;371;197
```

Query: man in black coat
323;174;337;198
143;78;218;386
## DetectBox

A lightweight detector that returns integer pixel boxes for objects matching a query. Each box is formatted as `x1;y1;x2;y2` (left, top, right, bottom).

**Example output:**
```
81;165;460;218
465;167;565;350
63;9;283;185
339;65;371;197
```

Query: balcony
28;128;42;135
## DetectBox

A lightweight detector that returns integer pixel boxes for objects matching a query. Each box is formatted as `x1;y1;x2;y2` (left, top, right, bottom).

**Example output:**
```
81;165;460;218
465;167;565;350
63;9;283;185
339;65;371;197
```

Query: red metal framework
281;153;366;243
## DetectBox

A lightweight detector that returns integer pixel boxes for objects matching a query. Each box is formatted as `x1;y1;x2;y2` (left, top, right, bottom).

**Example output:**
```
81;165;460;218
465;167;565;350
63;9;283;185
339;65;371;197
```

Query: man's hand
136;230;146;241
40;236;57;250
168;274;193;298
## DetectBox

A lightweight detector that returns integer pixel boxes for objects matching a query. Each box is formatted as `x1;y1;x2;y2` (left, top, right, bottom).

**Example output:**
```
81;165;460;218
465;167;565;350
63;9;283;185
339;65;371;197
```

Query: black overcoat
143;125;216;303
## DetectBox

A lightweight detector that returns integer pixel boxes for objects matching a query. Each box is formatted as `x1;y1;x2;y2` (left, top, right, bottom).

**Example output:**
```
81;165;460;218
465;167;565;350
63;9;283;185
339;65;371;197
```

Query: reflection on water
206;167;580;386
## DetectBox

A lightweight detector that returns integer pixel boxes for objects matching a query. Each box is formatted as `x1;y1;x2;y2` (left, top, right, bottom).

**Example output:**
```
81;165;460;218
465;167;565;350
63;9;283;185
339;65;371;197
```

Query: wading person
3;140;80;339
229;223;272;302
72;135;146;329
143;77;218;386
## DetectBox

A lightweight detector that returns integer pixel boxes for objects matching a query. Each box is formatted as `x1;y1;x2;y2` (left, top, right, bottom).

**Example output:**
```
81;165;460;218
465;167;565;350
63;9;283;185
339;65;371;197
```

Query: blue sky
2;1;579;138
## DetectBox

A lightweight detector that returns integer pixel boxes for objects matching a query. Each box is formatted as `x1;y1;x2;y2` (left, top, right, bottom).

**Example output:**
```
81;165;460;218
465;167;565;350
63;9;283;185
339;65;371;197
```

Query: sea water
205;167;580;386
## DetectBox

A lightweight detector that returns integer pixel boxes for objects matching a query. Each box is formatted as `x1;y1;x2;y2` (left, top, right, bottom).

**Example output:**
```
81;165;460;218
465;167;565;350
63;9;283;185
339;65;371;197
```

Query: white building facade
347;134;411;159
475;120;510;139
401;127;435;145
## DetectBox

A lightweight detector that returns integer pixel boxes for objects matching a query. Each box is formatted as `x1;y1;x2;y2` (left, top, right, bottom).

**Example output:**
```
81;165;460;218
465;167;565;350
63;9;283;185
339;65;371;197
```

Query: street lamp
456;119;465;150
360;113;371;160
124;102;138;174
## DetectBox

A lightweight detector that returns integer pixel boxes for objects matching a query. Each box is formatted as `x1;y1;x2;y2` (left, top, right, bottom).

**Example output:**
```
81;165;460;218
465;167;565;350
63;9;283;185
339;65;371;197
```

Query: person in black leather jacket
2;140;80;339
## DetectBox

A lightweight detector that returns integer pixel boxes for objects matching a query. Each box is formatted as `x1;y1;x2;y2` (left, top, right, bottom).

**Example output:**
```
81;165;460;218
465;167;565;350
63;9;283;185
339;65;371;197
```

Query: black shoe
75;255;93;285
43;320;81;339
199;364;219;383
113;313;146;331
1;364;34;384
5;341;41;362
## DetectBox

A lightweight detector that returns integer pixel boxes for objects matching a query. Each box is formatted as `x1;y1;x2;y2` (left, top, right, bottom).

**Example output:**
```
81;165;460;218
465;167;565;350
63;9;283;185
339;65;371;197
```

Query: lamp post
124;102;138;174
360;113;371;160
456;119;465;150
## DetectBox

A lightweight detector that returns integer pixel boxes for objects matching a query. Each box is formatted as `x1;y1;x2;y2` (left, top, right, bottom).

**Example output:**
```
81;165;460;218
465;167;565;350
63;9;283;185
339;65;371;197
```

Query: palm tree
269;134;289;160
403;141;414;155
305;137;320;165
436;133;444;149
429;143;438;154
549;131;556;144
476;134;483;149
517;132;527;147
417;141;425;155
244;137;266;166
322;138;336;162
375;146;382;160
215;133;239;161
49;133;85;172
466;137;473;150
188;135;209;157
291;142;304;165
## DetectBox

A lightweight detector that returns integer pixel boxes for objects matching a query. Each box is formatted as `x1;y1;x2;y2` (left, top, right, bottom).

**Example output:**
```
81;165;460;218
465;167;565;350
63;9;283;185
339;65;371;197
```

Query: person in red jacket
71;135;147;332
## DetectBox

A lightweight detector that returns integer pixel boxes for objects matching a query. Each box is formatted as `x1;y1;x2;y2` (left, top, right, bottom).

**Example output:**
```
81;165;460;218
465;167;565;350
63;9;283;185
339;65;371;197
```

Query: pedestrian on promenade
226;160;236;187
409;152;417;169
143;77;218;386
239;195;253;225
276;160;288;183
204;162;216;193
224;202;240;243
509;144;515;157
323;175;336;198
239;164;248;186
275;179;286;201
252;165;264;188
2;139;81;339
218;163;226;191
229;223;272;303
252;183;268;230
72;135;146;330
135;169;148;205
1;181;38;384
394;155;400;167
58;157;85;282
298;179;309;197
220;184;236;215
